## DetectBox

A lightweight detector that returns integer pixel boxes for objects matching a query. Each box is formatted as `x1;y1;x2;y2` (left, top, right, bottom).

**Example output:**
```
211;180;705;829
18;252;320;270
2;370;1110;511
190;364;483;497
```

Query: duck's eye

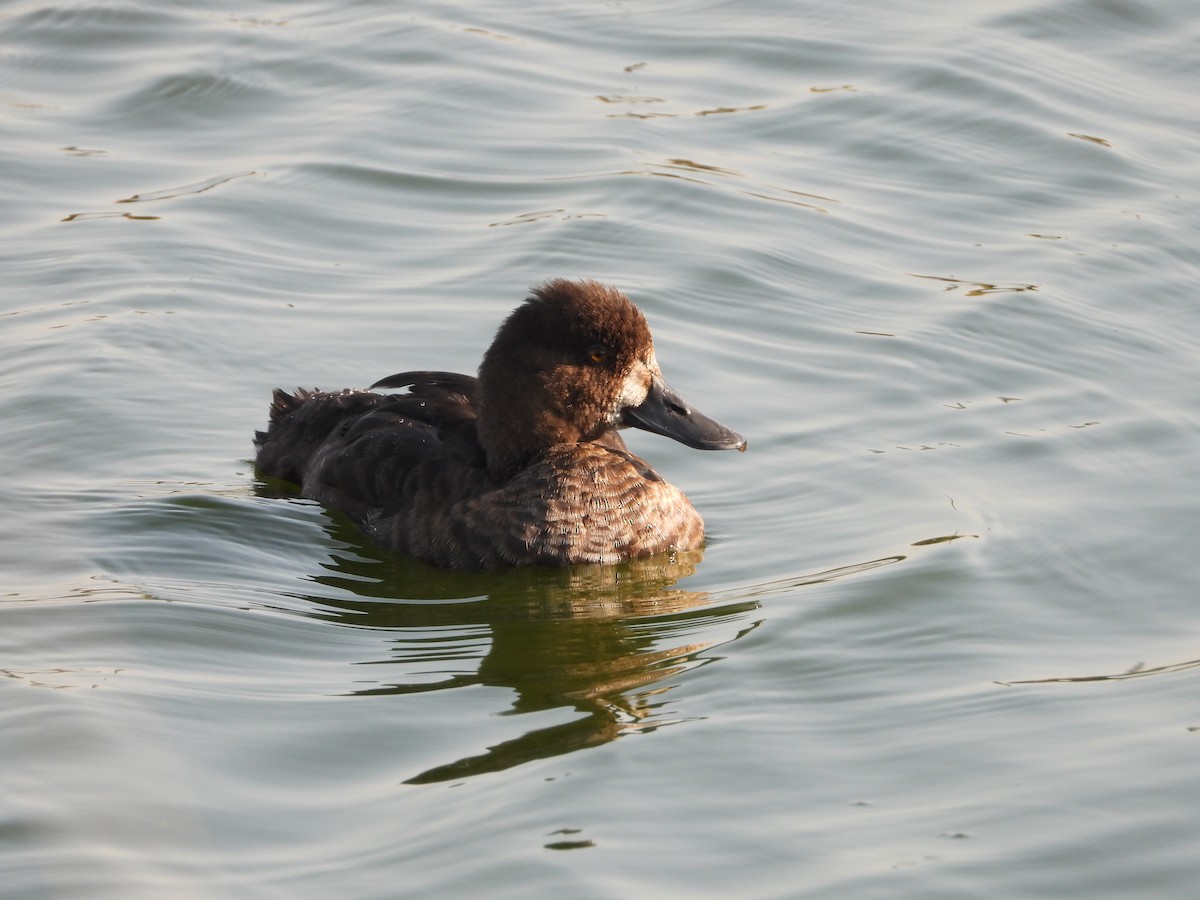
586;344;609;364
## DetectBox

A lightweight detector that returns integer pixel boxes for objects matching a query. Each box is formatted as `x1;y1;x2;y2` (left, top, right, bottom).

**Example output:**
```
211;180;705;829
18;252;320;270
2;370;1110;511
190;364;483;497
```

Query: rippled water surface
4;0;1200;896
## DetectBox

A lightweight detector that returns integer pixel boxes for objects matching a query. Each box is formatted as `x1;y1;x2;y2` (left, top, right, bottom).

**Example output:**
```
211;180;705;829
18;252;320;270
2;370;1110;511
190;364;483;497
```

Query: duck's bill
624;375;747;452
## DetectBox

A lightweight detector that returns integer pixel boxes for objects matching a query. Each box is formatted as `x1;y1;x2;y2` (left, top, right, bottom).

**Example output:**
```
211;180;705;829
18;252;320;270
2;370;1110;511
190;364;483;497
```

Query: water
4;0;1199;895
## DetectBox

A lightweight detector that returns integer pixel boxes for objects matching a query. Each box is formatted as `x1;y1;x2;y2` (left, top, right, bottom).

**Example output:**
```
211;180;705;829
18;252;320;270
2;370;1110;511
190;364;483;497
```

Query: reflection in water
254;485;906;784
302;522;760;784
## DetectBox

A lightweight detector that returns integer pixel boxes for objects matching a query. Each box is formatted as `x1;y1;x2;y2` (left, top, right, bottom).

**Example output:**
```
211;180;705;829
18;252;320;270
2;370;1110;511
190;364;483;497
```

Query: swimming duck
255;278;745;569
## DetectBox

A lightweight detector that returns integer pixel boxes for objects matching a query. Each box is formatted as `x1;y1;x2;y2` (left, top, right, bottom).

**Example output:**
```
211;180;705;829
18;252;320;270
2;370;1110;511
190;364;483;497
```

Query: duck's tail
254;387;389;485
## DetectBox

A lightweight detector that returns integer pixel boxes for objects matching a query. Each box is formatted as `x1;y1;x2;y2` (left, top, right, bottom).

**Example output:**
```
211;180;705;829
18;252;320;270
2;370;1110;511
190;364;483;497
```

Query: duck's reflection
301;526;760;784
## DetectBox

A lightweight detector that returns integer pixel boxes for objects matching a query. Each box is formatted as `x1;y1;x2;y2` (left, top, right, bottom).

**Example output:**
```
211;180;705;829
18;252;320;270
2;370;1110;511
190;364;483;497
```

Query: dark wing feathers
254;373;482;496
369;370;479;405
254;388;395;484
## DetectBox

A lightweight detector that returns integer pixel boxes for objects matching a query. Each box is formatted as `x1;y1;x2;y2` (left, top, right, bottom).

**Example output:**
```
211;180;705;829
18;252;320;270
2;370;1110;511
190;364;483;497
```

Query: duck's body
255;279;744;569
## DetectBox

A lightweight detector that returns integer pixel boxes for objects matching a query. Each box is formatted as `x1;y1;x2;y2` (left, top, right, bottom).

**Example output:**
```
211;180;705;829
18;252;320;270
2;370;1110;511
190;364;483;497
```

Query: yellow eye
587;344;608;364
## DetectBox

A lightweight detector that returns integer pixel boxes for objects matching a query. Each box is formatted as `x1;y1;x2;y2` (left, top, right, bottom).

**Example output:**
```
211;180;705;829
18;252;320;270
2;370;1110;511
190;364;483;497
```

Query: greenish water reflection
301;527;761;784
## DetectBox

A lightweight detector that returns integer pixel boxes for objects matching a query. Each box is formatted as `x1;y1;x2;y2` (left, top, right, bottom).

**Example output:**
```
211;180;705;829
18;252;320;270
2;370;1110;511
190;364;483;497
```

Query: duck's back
254;372;481;521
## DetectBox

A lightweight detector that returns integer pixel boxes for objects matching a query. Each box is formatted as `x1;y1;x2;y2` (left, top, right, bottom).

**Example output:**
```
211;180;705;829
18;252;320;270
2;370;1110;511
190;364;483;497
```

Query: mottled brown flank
254;280;711;569
366;443;704;568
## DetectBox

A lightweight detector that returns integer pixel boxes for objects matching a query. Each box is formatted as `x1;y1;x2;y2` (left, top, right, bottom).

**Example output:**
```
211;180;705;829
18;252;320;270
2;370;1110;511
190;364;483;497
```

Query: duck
254;278;746;569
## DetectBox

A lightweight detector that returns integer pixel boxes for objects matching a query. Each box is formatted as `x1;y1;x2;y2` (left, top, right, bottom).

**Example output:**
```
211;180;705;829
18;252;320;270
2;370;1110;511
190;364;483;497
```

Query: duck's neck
477;402;583;481
476;322;589;479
